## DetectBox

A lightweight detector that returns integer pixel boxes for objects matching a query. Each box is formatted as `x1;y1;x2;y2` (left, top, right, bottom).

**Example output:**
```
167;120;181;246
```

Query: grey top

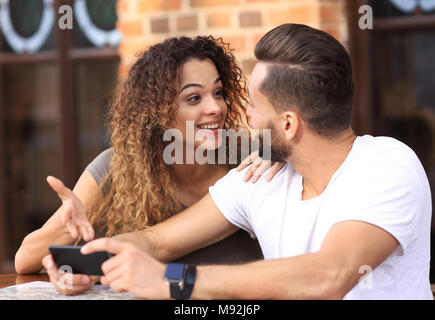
86;148;113;186
85;148;263;265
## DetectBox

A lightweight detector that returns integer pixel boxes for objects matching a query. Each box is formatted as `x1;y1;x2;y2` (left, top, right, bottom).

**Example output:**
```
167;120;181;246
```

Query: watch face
165;263;185;281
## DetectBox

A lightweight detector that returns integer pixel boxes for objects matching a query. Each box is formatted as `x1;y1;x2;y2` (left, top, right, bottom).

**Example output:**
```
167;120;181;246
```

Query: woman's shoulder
85;148;113;185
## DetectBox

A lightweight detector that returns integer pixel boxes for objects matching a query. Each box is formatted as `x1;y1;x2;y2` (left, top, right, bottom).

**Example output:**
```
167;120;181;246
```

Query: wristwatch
164;263;196;300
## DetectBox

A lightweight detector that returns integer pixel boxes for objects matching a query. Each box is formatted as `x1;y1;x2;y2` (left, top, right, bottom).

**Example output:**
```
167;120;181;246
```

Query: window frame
0;0;119;272
346;0;435;135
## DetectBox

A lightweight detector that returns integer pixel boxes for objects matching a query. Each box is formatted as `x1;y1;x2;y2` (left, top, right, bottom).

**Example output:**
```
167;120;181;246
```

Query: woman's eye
187;95;201;103
215;89;225;98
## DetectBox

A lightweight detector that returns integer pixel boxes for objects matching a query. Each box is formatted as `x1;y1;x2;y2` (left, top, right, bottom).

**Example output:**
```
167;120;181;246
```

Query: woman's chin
194;134;224;151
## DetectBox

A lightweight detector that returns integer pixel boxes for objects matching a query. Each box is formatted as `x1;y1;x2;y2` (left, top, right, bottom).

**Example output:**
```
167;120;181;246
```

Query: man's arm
83;217;398;299
113;193;239;262
192;220;398;299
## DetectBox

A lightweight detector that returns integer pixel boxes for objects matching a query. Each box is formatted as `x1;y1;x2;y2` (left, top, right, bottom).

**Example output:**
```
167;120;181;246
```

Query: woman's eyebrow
178;77;221;94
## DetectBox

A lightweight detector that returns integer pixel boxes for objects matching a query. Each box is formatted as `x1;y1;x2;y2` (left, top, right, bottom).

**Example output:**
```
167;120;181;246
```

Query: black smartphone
49;245;113;276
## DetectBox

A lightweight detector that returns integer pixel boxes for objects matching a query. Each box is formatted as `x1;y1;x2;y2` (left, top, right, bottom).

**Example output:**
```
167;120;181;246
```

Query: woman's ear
282;111;299;141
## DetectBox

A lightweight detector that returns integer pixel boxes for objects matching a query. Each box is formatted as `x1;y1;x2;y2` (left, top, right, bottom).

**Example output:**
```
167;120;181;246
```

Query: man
62;24;434;299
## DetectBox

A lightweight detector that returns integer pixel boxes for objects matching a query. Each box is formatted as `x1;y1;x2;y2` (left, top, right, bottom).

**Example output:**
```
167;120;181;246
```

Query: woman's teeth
197;123;219;130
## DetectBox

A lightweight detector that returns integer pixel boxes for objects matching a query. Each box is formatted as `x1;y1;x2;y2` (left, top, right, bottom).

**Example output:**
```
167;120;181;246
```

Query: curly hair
87;36;249;237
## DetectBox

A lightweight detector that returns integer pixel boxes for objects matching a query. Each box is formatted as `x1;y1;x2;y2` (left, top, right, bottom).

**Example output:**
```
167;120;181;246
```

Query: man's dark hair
254;23;355;137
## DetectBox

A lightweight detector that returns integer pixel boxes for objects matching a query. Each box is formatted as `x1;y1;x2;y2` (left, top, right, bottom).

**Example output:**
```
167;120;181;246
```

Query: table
1;273;435;298
0;274;49;289
0;273;141;300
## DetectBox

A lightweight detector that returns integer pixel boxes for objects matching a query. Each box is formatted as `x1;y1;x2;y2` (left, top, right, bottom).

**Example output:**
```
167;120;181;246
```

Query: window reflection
371;0;435;17
74;59;118;172
3;63;61;260
371;29;435;281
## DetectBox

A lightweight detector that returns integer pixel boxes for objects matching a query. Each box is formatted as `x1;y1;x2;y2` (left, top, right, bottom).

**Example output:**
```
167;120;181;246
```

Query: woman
15;35;282;294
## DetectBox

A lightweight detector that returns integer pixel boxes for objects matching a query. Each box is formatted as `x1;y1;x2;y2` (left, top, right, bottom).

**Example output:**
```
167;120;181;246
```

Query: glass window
0;0;55;53
371;0;435;17
74;59;118;172
9;0;44;38
0;0;120;273
86;0;118;31
371;30;435;280
73;0;119;48
2;63;61;261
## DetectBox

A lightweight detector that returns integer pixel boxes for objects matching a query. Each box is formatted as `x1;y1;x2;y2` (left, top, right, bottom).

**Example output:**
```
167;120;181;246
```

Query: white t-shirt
209;135;433;300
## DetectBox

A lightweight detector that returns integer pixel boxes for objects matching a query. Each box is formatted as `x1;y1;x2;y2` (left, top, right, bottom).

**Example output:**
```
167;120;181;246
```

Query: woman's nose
203;96;223;114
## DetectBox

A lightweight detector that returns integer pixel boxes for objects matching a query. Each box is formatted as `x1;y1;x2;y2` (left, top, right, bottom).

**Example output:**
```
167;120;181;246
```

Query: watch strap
169;264;196;300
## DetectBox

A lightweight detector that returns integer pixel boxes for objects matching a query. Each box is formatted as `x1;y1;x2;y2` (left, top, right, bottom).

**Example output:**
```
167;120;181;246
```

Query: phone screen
49;245;113;276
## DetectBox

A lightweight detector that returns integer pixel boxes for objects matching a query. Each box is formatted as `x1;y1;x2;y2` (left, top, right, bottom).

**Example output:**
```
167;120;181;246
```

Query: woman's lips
196;121;221;136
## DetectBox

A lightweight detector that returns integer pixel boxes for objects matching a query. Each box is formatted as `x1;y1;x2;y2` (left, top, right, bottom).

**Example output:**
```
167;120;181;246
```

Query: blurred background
0;0;433;284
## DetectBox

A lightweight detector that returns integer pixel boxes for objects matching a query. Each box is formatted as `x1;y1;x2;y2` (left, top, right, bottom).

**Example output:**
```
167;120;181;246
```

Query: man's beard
257;120;291;163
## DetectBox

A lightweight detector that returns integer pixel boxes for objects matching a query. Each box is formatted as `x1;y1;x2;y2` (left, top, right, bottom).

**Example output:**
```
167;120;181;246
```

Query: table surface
1;274;435;298
0;274;49;289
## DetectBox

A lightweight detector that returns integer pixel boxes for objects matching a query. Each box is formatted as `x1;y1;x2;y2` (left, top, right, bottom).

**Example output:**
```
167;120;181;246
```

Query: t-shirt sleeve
332;148;427;256
209;167;256;238
85;148;113;185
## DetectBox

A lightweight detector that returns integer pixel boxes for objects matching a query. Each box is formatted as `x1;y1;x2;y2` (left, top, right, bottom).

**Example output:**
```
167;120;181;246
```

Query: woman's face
173;58;228;151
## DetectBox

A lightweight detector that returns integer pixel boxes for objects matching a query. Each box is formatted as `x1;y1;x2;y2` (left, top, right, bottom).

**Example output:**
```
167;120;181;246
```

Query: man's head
247;24;355;162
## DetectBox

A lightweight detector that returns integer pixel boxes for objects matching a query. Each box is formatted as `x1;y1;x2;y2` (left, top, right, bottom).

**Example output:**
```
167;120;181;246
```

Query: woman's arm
14;170;102;274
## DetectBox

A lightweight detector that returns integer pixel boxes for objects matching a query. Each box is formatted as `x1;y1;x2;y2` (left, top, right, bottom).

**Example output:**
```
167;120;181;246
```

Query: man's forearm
191;253;348;300
113;229;165;260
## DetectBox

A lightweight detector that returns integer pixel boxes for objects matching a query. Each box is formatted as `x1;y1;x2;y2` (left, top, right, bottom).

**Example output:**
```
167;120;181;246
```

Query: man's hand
81;238;169;299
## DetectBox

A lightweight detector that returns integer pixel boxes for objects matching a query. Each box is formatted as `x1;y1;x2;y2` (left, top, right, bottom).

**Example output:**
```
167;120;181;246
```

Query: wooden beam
0;52;57;65
69;47;119;61
0;62;5;273
374;15;435;31
56;0;78;189
346;0;375;135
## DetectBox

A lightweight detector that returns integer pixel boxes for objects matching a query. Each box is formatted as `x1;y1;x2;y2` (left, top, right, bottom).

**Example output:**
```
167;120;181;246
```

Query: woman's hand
46;176;94;242
236;150;286;183
42;254;96;296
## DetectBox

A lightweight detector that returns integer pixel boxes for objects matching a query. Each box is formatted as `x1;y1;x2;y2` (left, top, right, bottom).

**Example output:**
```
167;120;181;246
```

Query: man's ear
282;111;299;141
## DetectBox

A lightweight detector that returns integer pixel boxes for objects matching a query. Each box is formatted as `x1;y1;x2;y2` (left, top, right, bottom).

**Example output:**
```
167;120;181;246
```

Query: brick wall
116;0;348;79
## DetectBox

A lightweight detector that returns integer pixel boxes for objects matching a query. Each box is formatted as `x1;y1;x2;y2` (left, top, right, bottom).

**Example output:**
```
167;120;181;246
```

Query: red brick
117;19;143;37
118;41;147;57
223;35;246;53
137;0;182;13
151;17;170;34
206;12;231;29
268;5;317;25
239;11;263;28
191;0;239;7
177;15;198;31
320;3;341;23
116;0;129;14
